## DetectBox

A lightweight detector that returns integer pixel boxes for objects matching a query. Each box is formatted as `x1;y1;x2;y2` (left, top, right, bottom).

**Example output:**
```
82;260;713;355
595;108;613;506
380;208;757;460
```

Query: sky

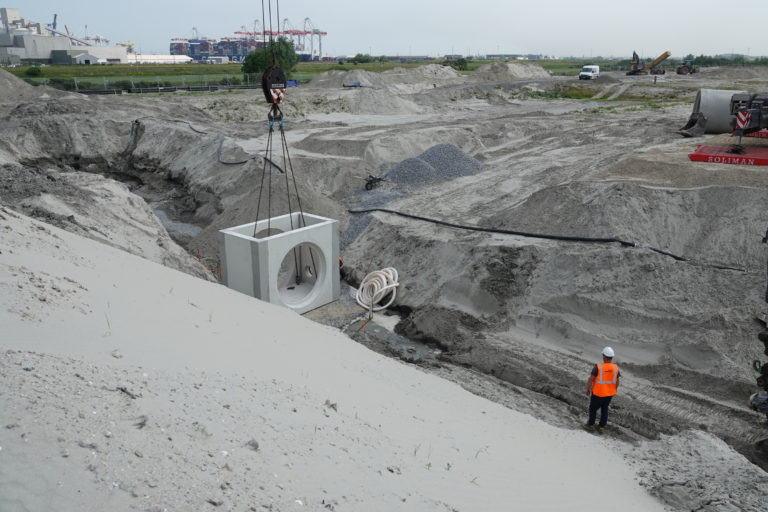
19;1;768;58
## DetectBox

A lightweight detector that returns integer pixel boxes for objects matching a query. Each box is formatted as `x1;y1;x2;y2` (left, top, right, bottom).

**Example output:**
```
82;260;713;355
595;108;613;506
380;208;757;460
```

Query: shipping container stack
168;34;269;61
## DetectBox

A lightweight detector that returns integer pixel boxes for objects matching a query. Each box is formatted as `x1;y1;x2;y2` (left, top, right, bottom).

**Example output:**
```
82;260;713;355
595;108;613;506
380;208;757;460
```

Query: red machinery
689;93;768;166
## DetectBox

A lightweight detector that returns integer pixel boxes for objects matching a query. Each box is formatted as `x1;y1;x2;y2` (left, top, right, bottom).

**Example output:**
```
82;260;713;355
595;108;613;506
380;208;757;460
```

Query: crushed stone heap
385;143;484;184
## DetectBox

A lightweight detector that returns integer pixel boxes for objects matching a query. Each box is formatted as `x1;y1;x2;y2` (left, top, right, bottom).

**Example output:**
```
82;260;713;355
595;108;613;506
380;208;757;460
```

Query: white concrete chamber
219;212;339;314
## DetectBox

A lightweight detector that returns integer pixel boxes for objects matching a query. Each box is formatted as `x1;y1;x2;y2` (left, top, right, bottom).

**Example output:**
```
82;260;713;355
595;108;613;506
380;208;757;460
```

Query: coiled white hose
356;268;399;311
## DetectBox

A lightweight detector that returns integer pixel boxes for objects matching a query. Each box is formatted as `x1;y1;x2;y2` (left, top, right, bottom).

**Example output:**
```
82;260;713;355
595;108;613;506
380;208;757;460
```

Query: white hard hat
602;346;615;358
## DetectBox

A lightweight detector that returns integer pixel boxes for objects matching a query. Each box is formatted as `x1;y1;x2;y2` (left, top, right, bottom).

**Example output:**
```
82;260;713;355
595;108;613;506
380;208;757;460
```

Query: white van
578;65;600;80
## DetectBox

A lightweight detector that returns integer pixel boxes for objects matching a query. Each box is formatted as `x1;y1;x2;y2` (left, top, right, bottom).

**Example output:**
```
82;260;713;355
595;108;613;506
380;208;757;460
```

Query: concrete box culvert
219;212;340;314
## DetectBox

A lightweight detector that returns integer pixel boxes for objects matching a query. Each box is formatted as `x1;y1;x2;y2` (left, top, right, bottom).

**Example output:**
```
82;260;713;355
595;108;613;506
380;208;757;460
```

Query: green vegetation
8;53;768;93
686;53;768;67
533;58;619;76
241;36;300;75
443;58;468;71
538;54;768;75
7;57;488;89
9;62;246;78
21;73;252;90
349;53;374;64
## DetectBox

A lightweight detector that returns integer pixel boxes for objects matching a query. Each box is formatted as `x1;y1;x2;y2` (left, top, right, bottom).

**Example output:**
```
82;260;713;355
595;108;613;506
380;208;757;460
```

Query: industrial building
0;7;127;65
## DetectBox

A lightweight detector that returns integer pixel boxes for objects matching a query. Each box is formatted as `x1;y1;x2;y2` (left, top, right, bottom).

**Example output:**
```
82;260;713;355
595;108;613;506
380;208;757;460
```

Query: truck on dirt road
578;65;600;80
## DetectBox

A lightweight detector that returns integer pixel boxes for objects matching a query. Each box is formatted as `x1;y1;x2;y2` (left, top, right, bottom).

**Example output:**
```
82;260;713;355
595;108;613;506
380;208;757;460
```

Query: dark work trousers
588;394;613;427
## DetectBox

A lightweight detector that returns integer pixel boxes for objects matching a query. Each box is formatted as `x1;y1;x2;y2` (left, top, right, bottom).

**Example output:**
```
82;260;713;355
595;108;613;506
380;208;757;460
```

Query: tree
443;58;468;71
379;55;388;63
241;37;300;75
350;53;374;64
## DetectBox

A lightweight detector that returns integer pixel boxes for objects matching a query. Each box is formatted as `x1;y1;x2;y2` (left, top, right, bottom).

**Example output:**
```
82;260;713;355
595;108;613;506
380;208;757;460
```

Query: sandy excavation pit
4;63;768;509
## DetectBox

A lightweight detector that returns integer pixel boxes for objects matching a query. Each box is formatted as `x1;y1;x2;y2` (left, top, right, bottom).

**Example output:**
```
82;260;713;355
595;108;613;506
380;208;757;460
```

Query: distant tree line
609;53;768;71
685;54;768;66
345;54;389;64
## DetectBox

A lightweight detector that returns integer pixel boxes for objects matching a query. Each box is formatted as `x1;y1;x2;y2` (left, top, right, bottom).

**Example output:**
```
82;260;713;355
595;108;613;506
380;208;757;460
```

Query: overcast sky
20;1;768;58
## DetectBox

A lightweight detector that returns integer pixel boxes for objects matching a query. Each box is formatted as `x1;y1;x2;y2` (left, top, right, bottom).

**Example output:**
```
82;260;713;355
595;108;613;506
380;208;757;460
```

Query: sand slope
0;205;664;511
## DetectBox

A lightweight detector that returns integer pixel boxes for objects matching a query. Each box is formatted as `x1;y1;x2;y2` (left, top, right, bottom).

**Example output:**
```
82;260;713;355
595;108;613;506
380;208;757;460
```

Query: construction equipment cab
677;59;698;75
579;65;600;80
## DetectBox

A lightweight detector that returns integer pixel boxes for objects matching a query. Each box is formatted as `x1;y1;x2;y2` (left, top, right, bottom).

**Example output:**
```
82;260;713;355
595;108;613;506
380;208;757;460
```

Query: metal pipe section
692;89;746;133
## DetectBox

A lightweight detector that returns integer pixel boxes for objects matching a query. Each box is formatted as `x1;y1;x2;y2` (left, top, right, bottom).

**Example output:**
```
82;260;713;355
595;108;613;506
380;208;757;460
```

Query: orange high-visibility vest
592;362;619;397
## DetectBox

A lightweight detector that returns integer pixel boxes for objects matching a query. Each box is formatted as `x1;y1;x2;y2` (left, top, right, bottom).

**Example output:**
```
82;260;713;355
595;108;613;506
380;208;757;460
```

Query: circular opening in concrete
277;242;325;306
253;227;284;239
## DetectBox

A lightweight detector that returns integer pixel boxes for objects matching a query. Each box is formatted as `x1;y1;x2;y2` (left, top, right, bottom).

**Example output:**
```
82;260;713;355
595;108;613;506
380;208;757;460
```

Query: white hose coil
356;268;399;311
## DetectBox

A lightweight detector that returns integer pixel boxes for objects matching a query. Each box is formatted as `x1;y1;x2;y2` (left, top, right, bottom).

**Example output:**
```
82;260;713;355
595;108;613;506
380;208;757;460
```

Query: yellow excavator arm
648;51;672;70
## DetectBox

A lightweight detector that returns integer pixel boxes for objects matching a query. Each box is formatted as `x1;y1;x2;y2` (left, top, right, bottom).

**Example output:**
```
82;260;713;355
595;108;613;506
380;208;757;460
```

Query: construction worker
584;346;620;433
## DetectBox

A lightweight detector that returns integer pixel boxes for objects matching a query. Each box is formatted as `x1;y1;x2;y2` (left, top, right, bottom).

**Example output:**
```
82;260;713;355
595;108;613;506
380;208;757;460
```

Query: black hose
348;207;752;273
349;207;636;246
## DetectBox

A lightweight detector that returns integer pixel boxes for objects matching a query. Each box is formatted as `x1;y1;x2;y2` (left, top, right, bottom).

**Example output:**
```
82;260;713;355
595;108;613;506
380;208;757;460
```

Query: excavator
626;50;672;75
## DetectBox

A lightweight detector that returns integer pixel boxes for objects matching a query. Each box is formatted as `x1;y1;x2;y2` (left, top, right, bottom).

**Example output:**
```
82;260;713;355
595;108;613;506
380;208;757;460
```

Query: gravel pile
385;144;483;185
341;213;373;250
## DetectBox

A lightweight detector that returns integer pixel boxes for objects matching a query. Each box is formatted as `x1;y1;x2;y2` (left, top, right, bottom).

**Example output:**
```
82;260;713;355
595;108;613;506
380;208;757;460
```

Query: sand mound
380;64;462;84
697;66;763;80
344;87;424;114
483;180;768;270
307;64;464;92
386;143;483;184
0;69;64;112
0;68;33;93
473;61;551;81
307;69;385;89
630;430;768;511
